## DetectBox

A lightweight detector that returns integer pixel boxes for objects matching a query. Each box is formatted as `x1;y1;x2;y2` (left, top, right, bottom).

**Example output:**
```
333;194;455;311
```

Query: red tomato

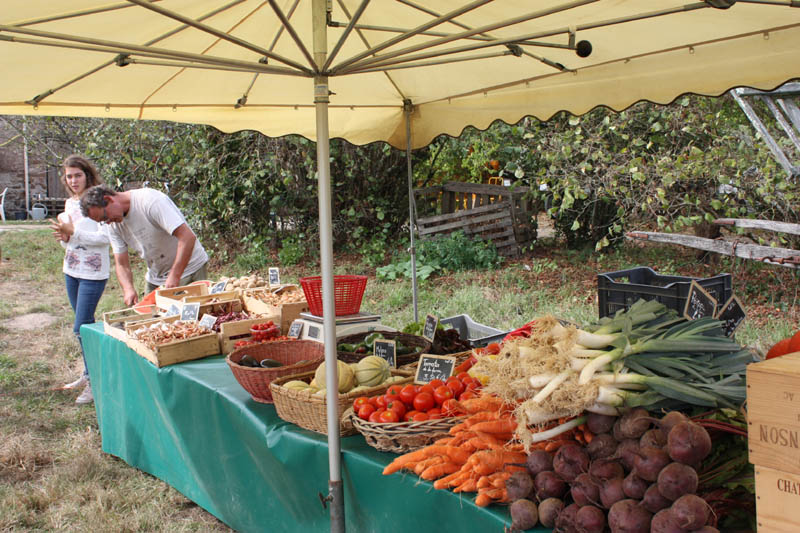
413;391;435;412
429;379;446;390
458;390;477;401
353;396;370;411
368;396;381;409
427;407;442;419
456;372;471;382
460;375;475;387
385;384;404;401
410;412;429;422
441;398;461;416
399;384;417;405
465;380;481;392
418;384;435;397
369;409;385;423
403;410;419;422
357;404;376;420
387;400;407;419
433;385;454;406
379;410;400;423
486;342;502;355
374;395;389;409
446;378;465;397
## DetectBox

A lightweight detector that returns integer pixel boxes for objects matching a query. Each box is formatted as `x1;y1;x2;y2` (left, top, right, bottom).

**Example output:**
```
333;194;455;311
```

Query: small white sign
268;267;280;286
181;302;201;322
210;281;227;294
199;313;217;329
166;304;181;317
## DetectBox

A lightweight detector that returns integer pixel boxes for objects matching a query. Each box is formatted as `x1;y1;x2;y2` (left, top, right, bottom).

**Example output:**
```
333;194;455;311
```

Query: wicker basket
227;340;324;403
336;332;432;366
270;371;412;436
344;408;467;453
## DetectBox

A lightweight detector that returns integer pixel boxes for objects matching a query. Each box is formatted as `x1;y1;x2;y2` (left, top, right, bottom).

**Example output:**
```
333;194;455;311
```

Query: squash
314;360;356;393
355;355;391;387
283;380;311;391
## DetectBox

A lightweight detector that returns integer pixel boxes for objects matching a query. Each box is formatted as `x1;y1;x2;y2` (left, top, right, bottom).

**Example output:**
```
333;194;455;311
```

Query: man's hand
123;288;139;307
163;274;181;289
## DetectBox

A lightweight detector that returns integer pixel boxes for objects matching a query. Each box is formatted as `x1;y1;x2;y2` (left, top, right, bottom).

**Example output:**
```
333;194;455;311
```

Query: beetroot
616;438;641;472
598;476;626;509
657;411;689;435
585;412;617;434
553;443;589;482
671;494;710;530
691;527;719;533
641;484;672;513
535;470;568;501
538;497;564;528
510;498;539;531
640;428;667;449
575;504;605;533
586;433;618;459
555;502;580;532
617;407;652;439
571;473;600;507
667;422;712;465
608;499;652;533
622;472;649;500
526;449;554;477
656;462;698;500
506;470;535;501
650;508;688;533
633;446;671;482
589;457;624;481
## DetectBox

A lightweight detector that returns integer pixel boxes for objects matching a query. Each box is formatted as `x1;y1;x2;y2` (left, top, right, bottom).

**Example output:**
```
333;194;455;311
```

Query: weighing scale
295;311;396;342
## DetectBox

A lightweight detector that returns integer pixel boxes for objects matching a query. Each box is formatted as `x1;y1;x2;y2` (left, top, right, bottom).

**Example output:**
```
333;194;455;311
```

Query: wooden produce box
243;287;309;334
754;464;800;532
102;307;159;342
747;351;800;474
155;284;208;310
125;316;220;367
218;315;279;354
198;298;243;317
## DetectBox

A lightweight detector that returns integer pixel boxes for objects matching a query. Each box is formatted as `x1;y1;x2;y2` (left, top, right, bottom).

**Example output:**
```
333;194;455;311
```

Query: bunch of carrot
381;394;587;507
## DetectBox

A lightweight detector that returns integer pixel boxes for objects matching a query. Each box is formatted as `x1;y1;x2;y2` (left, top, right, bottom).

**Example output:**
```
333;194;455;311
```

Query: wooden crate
197;298;242;317
243;293;309;334
124;317;220;367
102;307;159;342
218;315;279;354
155;284;208;310
183;291;239;304
416;200;519;256
754;464;800;532
747;351;800;474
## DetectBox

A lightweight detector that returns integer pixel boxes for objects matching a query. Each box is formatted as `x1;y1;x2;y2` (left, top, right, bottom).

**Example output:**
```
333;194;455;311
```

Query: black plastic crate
597;267;732;319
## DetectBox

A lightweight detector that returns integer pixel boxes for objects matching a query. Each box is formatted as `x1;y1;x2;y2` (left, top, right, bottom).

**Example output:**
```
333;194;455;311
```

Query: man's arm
163;223;196;288
114;251;138;306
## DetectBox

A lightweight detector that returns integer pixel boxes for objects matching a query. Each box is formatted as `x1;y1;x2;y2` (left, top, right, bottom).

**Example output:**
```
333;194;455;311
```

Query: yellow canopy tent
2;1;799;529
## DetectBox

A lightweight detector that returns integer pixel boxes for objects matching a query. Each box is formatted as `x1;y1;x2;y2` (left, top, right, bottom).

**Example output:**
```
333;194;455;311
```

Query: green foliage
277;235;308;266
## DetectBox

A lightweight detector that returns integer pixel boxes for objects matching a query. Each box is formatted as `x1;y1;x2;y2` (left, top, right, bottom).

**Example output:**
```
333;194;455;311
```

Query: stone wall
0;121;50;219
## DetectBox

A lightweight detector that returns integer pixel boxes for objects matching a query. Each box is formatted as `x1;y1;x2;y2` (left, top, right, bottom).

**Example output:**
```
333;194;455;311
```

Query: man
81;185;208;306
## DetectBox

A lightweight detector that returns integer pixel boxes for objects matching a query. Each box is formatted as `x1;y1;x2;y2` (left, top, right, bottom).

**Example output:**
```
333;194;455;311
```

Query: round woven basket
344;408;466;454
336;331;432;365
227;340;324;403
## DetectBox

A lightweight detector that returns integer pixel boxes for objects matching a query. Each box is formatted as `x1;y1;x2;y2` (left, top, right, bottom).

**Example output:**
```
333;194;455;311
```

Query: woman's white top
60;197;110;280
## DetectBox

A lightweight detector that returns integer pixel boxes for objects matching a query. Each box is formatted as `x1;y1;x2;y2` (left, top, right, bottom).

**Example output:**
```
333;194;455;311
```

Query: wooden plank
443;181;531;196
626;231;800;268
418;212;511;236
732;88;796;176
714;218;800;236
417;201;511;225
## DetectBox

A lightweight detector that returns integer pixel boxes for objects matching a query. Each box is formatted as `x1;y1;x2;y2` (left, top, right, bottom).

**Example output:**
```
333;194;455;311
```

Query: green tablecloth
81;324;528;532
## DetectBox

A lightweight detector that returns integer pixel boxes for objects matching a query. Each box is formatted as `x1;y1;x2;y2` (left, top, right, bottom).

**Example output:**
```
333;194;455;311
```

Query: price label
166;304;181;317
373;339;397;368
414;354;457;385
423;314;438;343
287;320;303;339
307;324;321;340
210;281;227;294
683;281;718;321
181;302;201;322
268;267;280;286
715;295;746;337
199;313;217;329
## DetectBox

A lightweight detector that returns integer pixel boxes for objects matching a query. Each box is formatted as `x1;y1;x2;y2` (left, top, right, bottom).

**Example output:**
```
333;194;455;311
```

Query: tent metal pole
313;1;344;532
404;100;419;323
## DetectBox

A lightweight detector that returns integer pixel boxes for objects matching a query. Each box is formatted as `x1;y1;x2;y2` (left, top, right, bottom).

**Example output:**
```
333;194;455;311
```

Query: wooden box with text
242;289;309;334
754;464;800;532
155;284;208;310
102;307;159;342
747;352;800;474
124;315;220;367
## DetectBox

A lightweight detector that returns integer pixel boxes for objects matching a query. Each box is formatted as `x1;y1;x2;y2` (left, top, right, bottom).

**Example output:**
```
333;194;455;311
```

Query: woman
50;155;109;405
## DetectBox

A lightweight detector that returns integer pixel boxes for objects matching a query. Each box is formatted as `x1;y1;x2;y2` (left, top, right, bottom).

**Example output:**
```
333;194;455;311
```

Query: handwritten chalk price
423;314;438;343
715;295;745;337
287;320;303;339
683;281;717;321
414;354;457;385
373;339;397;368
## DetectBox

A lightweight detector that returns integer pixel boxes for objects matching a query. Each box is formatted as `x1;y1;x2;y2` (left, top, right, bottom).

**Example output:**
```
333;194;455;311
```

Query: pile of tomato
353;372;482;424
250;320;282;342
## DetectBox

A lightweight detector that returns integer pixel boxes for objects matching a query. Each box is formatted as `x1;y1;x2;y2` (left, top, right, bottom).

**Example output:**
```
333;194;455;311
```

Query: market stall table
81;324;537;532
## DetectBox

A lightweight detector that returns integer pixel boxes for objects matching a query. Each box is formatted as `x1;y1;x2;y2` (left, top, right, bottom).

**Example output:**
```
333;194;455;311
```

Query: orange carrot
433;470;463;490
482;487;509;502
474;492;493;507
413;455;445;476
456;395;506;414
420;461;460;481
545;440;567;453
453;477;478;493
464;410;500;426
449;421;471;435
489;471;511;488
382;445;472;475
469;450;527;476
469;418;517;436
583;430;594;444
434;437;454;445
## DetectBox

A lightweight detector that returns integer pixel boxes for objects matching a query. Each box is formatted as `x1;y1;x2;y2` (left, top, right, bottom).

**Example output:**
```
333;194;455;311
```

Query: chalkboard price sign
373;339;397;368
199;313;217;329
715;295;746;337
414;354;457;385
683;281;718;321
423;314;438;343
287;320;303;339
181;302;201;322
210;281;227;294
268;267;280;286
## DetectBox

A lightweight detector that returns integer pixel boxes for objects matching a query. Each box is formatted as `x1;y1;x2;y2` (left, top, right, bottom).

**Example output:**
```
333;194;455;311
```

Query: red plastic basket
299;275;368;316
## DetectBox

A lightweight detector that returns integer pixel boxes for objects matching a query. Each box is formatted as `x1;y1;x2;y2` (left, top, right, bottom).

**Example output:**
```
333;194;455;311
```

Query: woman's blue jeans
65;274;107;380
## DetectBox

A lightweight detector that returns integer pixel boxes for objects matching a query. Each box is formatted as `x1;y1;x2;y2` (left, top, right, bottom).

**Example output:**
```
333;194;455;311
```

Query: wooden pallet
416;200;518;256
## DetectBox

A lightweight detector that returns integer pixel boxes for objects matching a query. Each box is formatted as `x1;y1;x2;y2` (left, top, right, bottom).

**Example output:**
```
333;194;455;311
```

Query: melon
283;380;311;391
314;360;356;393
355;356;391;387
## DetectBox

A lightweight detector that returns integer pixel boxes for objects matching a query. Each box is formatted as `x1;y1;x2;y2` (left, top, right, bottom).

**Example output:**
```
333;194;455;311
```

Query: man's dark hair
80;185;117;218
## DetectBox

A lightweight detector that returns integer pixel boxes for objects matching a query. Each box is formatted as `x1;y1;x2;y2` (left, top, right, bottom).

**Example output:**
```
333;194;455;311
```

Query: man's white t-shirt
106;188;208;286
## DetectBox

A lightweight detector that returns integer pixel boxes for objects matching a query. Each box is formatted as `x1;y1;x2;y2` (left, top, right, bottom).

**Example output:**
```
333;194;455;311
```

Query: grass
0;227;798;530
